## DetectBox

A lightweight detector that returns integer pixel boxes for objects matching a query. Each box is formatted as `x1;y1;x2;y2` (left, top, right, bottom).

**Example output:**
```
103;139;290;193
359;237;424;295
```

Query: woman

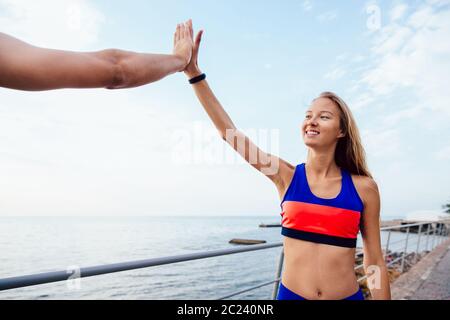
0;22;192;91
178;21;391;300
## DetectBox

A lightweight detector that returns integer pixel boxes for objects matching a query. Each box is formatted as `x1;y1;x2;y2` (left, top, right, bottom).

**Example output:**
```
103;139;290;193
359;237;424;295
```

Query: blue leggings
277;282;365;300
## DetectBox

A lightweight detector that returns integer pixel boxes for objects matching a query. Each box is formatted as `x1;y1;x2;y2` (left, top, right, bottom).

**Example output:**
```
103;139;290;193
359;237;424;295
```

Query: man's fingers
184;22;189;39
185;21;191;40
189;19;194;39
182;23;187;39
176;23;181;41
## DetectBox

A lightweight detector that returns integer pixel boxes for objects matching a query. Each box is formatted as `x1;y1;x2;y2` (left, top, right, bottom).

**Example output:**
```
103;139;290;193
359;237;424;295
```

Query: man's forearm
0;35;187;90
108;50;186;89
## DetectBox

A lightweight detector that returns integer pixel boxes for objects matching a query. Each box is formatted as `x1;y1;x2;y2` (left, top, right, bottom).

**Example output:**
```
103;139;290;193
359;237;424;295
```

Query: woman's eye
305;115;329;119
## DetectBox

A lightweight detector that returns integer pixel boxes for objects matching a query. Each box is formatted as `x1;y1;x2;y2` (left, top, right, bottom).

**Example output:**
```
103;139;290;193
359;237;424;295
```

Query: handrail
379;220;446;231
0;242;282;291
0;218;449;300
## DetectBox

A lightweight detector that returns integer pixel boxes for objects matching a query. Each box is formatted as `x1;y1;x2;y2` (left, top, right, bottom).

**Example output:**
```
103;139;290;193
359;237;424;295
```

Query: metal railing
0;218;449;300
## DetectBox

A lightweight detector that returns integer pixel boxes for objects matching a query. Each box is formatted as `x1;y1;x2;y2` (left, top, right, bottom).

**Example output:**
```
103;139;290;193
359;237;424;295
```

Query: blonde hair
315;92;373;179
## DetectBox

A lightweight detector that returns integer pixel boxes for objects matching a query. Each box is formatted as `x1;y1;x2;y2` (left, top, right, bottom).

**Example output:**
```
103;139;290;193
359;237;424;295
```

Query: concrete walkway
391;237;450;300
408;241;450;300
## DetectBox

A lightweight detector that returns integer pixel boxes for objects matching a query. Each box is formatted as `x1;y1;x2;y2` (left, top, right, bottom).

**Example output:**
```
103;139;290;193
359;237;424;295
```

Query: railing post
436;223;441;245
442;223;446;242
432;223;437;249
400;226;410;273
271;248;284;300
384;230;392;263
425;223;431;251
415;224;423;263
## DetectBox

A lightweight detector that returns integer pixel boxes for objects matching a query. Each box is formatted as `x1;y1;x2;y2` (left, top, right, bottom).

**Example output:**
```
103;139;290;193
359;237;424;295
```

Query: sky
0;0;449;220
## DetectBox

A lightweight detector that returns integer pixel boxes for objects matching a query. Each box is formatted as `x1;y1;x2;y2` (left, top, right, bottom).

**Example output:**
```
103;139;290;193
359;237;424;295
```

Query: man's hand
173;20;194;72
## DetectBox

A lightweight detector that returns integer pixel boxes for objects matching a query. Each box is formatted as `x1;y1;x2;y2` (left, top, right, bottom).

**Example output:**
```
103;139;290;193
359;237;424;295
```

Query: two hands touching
0;21;203;91
172;19;204;81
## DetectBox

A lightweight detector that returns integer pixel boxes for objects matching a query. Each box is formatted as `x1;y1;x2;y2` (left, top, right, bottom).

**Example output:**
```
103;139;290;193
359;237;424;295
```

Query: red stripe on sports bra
281;201;361;239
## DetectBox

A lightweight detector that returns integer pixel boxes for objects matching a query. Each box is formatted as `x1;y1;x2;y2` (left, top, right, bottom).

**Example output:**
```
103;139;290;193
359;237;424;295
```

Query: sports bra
280;163;364;248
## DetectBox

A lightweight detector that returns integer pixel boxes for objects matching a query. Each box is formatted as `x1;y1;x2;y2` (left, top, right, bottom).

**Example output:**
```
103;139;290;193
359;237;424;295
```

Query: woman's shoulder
350;174;379;206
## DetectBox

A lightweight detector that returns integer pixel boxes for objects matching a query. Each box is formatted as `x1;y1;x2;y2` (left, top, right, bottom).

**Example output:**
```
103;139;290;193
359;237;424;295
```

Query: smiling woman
303;92;372;178
182;19;391;299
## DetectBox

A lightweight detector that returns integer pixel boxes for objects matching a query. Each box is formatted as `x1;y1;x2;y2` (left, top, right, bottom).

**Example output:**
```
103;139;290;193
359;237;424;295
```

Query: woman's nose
306;118;318;126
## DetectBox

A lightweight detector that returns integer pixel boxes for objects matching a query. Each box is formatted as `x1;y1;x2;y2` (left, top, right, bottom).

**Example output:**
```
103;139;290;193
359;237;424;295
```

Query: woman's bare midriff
281;236;360;300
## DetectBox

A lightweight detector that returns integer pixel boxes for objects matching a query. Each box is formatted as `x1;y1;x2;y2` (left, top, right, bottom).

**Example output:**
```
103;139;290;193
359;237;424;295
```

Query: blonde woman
178;20;391;300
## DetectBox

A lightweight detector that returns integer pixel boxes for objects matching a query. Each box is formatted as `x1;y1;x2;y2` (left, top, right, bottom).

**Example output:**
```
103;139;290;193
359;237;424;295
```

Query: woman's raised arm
181;21;294;197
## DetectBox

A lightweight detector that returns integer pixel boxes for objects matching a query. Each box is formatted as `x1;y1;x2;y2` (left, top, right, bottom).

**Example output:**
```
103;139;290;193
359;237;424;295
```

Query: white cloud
302;0;313;12
371;25;413;55
324;67;347;80
335;53;349;61
355;2;450;120
434;145;450;160
0;0;104;50
0;88;282;216
317;10;338;23
380;105;424;127
390;3;409;21
348;92;376;111
362;128;403;158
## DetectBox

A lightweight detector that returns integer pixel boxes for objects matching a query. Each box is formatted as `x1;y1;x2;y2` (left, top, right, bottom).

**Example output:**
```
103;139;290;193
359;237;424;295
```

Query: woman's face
301;97;345;148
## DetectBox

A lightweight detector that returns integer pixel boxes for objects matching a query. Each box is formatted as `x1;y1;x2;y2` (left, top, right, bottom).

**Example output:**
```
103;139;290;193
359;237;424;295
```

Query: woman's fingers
195;30;203;50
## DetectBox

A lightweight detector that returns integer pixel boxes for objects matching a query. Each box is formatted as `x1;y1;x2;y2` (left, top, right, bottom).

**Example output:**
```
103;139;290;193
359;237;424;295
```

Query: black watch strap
189;73;206;84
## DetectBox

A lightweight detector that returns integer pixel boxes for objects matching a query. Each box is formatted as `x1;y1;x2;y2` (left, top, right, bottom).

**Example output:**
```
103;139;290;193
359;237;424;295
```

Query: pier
229;239;266;245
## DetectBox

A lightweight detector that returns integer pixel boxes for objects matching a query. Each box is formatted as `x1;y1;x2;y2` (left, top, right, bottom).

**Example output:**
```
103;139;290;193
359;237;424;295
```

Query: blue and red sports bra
280;163;364;248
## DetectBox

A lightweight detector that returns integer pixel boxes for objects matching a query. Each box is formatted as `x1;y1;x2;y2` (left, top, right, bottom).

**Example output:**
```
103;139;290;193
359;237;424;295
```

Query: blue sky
0;0;449;220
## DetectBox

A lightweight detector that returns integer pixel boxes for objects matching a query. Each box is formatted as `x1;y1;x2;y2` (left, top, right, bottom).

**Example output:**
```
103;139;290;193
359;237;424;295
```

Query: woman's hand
184;20;204;79
173;20;194;72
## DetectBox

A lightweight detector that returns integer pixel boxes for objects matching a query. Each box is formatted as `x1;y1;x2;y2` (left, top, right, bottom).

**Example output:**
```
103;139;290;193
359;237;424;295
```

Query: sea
0;215;443;300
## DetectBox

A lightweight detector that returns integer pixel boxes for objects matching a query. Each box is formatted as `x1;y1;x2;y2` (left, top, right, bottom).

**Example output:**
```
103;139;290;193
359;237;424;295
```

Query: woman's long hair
316;92;373;179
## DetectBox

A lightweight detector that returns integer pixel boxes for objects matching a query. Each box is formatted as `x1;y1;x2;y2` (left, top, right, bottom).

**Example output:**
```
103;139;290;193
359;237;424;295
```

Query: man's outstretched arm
0;22;192;91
